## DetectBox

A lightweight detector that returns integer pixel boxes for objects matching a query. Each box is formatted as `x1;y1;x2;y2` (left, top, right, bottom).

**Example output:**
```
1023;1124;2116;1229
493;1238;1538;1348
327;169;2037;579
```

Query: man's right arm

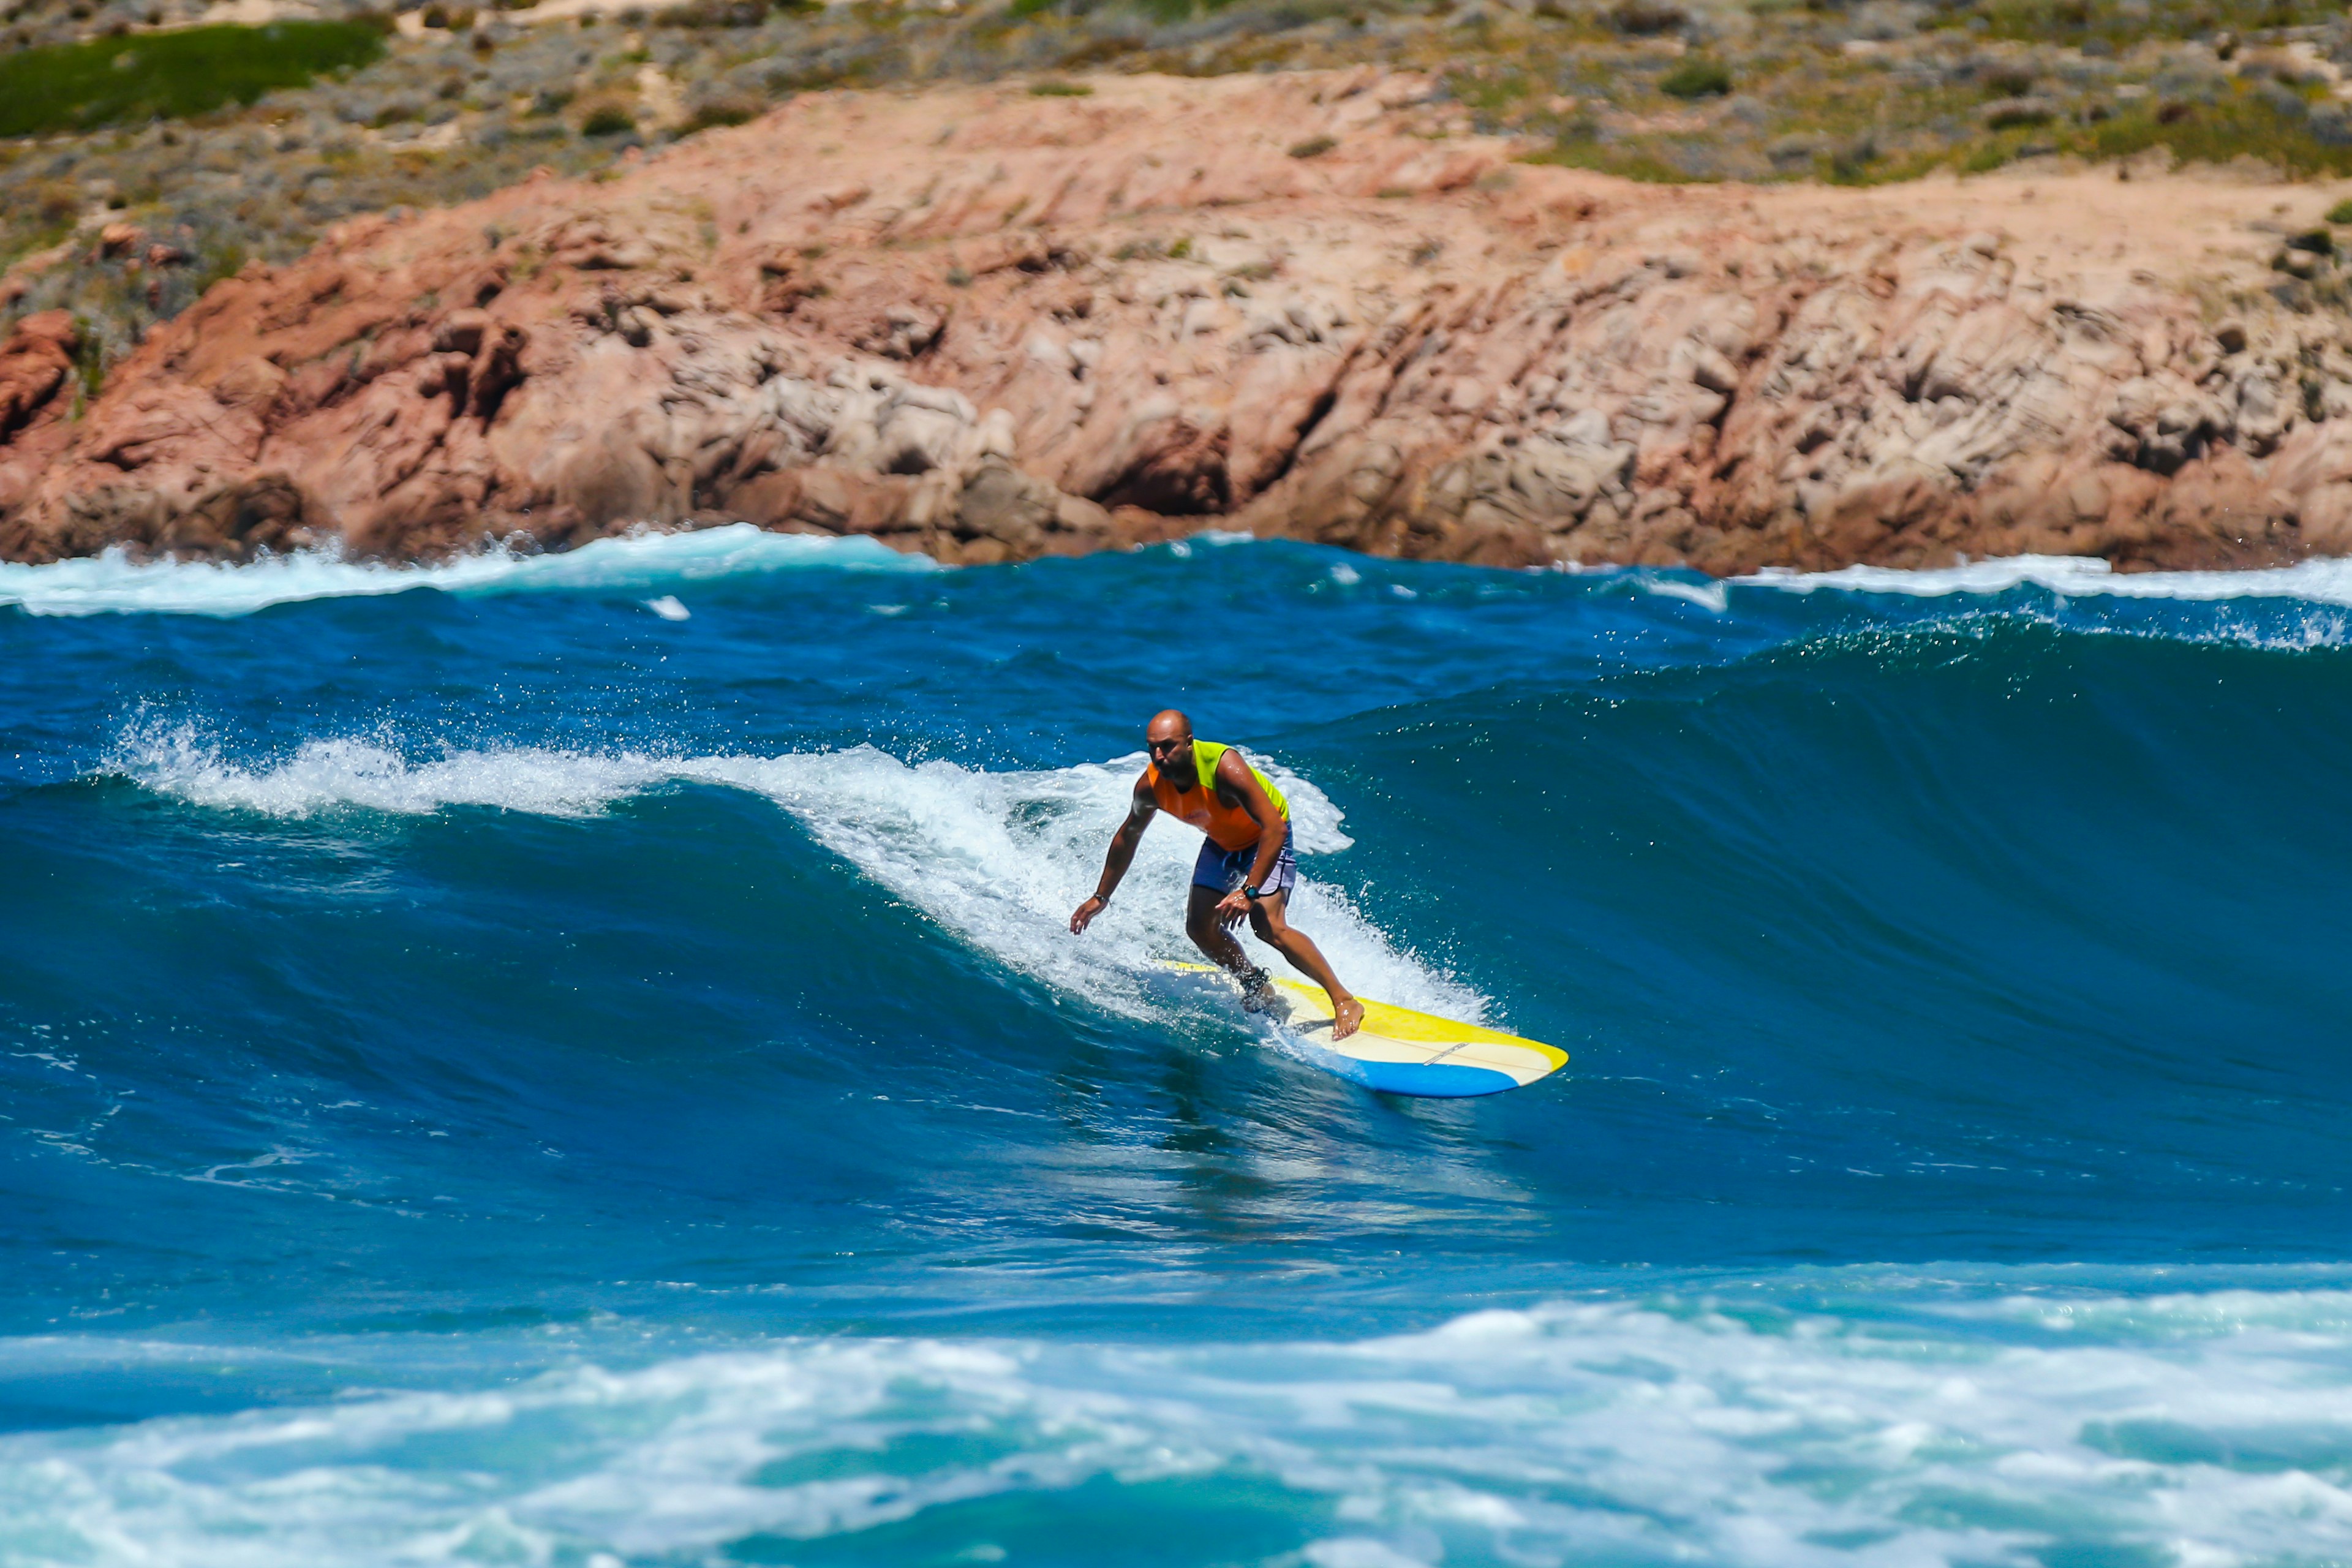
1070;782;1156;935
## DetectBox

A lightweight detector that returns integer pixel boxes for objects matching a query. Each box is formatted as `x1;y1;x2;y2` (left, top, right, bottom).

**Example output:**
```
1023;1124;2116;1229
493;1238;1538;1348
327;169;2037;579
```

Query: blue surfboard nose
1323;1055;1525;1098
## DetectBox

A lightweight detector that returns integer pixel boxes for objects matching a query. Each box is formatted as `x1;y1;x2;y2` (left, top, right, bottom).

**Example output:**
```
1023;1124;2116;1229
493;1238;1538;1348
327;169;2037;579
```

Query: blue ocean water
1;529;2349;1566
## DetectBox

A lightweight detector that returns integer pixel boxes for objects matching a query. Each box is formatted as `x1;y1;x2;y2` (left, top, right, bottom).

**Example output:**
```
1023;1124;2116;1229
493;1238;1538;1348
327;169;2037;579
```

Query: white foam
1641;576;1730;612
0;526;931;619
7;1284;2350;1568
1736;552;2352;606
24;535;2352;620
112;729;1485;1024
114;724;675;819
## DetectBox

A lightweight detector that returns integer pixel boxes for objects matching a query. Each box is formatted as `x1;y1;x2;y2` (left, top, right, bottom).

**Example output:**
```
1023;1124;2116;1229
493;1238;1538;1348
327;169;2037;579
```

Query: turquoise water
2;530;2348;1566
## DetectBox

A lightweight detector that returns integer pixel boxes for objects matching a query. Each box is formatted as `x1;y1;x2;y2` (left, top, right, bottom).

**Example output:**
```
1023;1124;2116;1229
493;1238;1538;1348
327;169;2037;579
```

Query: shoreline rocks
8;69;2352;575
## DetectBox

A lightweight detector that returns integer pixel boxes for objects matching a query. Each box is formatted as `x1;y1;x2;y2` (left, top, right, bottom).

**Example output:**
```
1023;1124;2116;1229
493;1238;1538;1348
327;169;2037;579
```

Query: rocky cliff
7;68;2352;573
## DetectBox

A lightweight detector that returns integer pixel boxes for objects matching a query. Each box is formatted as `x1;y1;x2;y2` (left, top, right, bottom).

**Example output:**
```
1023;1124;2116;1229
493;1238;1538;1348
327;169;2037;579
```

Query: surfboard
1161;962;1567;1098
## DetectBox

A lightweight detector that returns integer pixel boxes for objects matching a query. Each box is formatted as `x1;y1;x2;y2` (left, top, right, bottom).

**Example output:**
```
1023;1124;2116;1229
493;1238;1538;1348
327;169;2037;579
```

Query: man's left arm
1213;752;1287;919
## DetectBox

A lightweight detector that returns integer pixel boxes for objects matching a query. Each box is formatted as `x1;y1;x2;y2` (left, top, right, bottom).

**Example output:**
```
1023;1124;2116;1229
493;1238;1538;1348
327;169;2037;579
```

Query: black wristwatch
1243;884;1263;900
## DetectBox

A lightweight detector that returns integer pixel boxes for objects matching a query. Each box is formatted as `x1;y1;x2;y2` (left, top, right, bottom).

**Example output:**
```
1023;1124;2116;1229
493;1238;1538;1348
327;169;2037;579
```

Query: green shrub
1983;99;2054;129
581;105;636;136
1939;0;2347;50
191;239;249;295
1608;0;1686;33
655;0;768;23
4;180;81;263
683;97;759;131
32;181;80;226
1980;64;2037;98
0;21;386;138
2068;88;2352;179
1287;134;1336;157
1027;79;1093;96
1826;137;1881;183
72;317;108;404
1660;58;1731;99
2328;198;2352;224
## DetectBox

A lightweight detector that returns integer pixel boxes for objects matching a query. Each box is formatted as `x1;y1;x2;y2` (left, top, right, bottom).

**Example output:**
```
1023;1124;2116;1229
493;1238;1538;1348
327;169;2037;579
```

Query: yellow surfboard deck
1161;962;1567;1098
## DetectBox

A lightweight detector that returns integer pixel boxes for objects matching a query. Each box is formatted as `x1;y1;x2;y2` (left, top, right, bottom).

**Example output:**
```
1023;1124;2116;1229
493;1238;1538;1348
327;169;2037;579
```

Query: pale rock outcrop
7;69;2352;572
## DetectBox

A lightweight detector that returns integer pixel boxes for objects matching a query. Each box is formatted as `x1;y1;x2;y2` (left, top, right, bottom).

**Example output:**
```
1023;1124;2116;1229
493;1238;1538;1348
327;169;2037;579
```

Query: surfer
1069;710;1366;1040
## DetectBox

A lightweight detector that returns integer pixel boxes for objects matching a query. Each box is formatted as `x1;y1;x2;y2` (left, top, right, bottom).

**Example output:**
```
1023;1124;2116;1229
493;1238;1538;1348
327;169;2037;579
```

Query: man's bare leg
1246;890;1365;1040
1185;883;1256;979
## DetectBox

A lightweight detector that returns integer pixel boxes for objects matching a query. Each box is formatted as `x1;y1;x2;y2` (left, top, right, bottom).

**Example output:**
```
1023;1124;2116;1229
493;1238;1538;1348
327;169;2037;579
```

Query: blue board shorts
1193;828;1298;898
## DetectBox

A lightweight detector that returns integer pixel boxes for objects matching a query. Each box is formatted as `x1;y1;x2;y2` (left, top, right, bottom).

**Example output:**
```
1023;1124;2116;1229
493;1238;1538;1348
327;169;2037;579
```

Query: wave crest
110;725;1483;1024
1736;552;2352;608
0;526;932;619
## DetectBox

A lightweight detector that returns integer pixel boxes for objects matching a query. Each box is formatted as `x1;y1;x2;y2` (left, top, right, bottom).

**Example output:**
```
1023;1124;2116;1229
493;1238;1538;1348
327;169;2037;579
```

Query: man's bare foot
1331;995;1365;1040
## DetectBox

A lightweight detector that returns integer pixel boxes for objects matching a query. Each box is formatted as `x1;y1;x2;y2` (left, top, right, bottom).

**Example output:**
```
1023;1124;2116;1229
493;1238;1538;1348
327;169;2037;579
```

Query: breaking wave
0;525;931;618
109;723;1485;1025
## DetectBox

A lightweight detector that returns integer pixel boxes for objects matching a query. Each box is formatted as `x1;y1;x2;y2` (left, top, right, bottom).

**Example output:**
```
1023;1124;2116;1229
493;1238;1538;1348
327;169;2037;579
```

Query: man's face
1147;726;1192;779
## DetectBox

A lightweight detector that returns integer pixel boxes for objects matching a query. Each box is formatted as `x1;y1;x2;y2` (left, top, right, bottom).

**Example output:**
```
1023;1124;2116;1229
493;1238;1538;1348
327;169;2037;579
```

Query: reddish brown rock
8;69;2352;572
0;312;75;435
0;311;81;533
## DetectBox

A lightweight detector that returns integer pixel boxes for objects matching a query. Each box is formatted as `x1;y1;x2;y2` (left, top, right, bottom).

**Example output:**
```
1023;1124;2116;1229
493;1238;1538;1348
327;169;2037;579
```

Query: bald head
1145;710;1195;777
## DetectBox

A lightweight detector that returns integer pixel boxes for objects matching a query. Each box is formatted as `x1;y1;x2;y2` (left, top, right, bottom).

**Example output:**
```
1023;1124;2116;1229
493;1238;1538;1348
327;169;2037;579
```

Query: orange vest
1147;739;1289;853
